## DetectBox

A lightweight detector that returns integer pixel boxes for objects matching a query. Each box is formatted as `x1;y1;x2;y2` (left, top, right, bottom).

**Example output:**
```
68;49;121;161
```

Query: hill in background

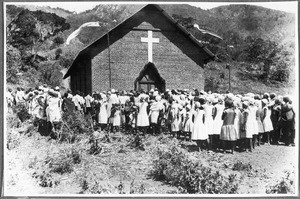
6;3;296;95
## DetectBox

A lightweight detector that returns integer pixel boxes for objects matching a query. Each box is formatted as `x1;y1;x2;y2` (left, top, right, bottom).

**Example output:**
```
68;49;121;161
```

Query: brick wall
83;7;208;93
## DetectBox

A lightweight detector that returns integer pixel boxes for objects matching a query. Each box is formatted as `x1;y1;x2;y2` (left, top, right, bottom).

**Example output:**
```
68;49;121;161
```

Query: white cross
141;30;159;62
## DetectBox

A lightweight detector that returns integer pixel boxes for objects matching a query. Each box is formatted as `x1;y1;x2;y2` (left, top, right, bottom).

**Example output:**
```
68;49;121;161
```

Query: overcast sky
7;1;298;14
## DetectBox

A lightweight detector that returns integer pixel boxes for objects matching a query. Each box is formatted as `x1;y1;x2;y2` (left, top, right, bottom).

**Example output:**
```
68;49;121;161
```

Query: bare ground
4;122;297;196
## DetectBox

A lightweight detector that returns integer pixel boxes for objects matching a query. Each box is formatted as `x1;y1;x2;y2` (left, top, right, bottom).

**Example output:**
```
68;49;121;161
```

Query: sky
8;1;298;14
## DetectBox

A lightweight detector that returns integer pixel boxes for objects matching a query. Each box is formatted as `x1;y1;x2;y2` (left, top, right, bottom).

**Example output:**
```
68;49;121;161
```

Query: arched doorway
134;62;166;92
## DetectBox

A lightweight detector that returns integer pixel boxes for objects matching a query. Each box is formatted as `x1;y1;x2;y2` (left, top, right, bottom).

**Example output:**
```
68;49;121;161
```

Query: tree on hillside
38;61;63;87
242;36;292;82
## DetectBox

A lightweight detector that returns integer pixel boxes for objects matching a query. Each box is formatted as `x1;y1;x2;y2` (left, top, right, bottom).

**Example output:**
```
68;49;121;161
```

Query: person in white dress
261;99;273;144
149;95;164;135
182;104;194;141
15;87;25;105
45;89;62;136
98;94;108;130
212;97;225;151
113;104;121;133
72;91;83;113
170;100;181;138
136;96;149;134
192;99;208;151
248;98;259;149
204;98;214;150
240;101;253;152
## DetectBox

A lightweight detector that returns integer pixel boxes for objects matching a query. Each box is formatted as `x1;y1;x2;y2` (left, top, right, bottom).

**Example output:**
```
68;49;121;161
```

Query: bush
6;112;21;129
129;180;146;194
44;147;81;175
61;109;93;142
232;161;252;171
204;77;220;93
149;143;239;194
14;103;31;122
32;171;60;187
266;171;295;194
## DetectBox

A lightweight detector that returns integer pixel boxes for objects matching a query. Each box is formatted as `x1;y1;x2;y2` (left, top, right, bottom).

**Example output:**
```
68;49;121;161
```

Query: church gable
65;4;216;94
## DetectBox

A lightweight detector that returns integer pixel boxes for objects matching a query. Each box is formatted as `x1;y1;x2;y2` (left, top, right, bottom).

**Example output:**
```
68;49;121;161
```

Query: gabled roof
63;4;216;79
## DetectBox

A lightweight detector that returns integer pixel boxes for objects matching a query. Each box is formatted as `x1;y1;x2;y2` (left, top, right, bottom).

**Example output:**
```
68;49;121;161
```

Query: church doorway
134;62;166;93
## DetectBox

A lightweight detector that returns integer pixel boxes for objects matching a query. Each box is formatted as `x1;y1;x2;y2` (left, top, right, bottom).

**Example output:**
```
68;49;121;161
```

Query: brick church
63;4;216;94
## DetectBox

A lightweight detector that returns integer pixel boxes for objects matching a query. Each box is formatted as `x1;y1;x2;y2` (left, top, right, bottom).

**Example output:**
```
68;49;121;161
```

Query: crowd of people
6;85;296;154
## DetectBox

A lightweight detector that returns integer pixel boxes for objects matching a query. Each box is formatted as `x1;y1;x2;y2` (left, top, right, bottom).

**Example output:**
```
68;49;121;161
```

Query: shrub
14;103;31;122
6;112;21;129
77;170;115;194
266;171;295;194
44;147;81;175
232;161;252;171
62;109;93;136
32;171;60;187
204;77;220;93
149;143;239;194
129;180;146;194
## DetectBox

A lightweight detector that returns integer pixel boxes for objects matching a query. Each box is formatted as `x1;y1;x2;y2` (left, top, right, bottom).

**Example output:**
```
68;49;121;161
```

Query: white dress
249;106;259;135
262;107;273;132
204;104;214;135
113;109;121;126
150;101;163;124
191;109;208;140
213;104;225;135
234;109;242;139
242;109;253;139
137;102;149;127
46;96;61;122
98;101;108;124
183;109;194;132
171;103;180;131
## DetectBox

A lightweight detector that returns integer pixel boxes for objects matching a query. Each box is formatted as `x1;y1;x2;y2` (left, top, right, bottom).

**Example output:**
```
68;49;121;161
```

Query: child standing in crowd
98;93;108;130
204;97;214;151
255;99;264;146
248;99;259;149
112;104;121;133
45;89;62;138
136;96;149;135
192;98;208;152
170;100;181;138
212;97;225;151
233;99;242;149
241;101;253;152
220;98;238;154
261;99;273;144
149;95;164;135
182;104;193;141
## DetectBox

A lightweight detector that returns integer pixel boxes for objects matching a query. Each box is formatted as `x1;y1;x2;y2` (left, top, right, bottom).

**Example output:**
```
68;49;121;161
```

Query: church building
63;4;216;94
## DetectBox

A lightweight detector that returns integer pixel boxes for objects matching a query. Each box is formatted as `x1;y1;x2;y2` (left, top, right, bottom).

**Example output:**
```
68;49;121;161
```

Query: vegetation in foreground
5;105;296;195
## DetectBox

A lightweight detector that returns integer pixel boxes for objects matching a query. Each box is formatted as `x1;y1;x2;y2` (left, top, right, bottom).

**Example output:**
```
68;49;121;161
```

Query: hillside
5;3;296;94
16;5;74;18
